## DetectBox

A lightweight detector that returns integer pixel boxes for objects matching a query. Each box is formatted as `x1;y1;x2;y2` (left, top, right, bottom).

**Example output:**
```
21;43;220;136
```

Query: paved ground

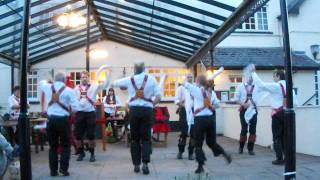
5;133;320;179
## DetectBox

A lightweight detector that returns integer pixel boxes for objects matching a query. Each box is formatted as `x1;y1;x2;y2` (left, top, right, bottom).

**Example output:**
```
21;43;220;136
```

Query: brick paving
5;133;320;180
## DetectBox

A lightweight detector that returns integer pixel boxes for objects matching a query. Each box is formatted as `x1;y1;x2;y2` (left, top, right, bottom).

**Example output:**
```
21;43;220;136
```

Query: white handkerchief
245;106;256;124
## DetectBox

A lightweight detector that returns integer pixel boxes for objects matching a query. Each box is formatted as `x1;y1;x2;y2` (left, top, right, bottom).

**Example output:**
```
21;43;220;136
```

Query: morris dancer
183;70;231;174
248;64;297;165
175;73;195;160
234;66;261;155
112;62;161;175
74;65;111;162
39;72;79;176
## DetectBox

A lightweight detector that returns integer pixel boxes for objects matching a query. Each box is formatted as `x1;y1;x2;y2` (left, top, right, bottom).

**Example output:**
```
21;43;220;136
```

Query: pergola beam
186;0;270;67
29;35;102;64
0;52;19;64
89;0;108;38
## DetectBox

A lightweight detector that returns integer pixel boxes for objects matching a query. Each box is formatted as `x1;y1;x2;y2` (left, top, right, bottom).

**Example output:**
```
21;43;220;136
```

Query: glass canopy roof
0;0;241;64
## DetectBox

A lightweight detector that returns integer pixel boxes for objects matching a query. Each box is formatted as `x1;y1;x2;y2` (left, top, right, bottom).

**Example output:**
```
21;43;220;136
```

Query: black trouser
239;109;257;151
47;116;71;172
272;110;285;160
75;111;96;154
129;106;153;165
194;114;225;165
178;107;194;155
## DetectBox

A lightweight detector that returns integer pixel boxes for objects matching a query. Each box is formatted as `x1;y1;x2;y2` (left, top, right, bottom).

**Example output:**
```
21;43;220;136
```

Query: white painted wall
0;64;18;114
219;105;320;156
30;40;186;121
211;70;315;106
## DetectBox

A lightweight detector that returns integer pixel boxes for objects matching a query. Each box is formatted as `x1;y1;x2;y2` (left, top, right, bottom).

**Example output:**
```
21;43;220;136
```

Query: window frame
147;67;191;101
27;70;38;102
237;6;269;32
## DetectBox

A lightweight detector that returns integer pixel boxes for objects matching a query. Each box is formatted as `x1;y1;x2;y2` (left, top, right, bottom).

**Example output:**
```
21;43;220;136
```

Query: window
244;16;256;30
240;6;268;31
148;68;191;101
27;71;38;101
229;75;243;98
256;6;268;30
69;71;82;86
69;71;97;87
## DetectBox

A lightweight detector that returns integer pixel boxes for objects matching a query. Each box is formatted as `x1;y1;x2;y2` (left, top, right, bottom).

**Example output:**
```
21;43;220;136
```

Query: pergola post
11;60;14;93
279;0;296;179
86;0;91;72
19;0;32;179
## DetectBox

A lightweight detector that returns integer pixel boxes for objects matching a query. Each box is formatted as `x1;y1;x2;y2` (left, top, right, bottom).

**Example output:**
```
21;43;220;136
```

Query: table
105;116;125;143
0;118;47;153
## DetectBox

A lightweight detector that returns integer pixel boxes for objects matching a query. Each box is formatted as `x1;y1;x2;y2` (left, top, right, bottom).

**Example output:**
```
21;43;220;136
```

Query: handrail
302;93;317;106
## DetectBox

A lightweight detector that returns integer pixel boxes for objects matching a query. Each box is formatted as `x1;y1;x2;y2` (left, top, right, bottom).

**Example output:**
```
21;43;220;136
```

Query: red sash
78;84;95;106
48;85;69;112
272;83;287;116
239;84;256;111
194;88;213;115
129;75;153;103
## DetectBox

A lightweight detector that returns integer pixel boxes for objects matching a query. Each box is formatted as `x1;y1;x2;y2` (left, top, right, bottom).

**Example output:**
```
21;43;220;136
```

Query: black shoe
272;159;284;165
223;152;232;164
59;169;70;176
134;165;140;173
177;152;183;159
248;151;255;156
238;148;243;154
188;154;194;160
77;153;85;161
89;154;96;162
142;164;149;175
50;171;58;177
194;165;204;174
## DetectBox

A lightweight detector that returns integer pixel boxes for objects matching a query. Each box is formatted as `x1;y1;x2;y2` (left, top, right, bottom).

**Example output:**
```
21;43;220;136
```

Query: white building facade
1;0;320;118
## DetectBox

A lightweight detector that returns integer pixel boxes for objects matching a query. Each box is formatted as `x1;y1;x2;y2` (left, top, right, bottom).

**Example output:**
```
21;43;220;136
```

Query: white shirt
74;81;109;112
175;85;194;125
8;94;20;119
234;83;260;105
103;95;121;114
174;85;187;107
183;82;220;117
252;72;298;109
39;81;79;116
113;72;161;108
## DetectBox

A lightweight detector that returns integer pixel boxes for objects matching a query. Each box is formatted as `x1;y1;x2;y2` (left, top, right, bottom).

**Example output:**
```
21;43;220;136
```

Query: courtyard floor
5;132;320;180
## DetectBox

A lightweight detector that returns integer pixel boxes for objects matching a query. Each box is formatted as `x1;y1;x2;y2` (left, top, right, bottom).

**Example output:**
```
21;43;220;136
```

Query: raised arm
96;65;112;91
158;74;167;92
207;67;224;80
182;81;198;97
251;72;280;94
152;77;162;106
112;77;129;89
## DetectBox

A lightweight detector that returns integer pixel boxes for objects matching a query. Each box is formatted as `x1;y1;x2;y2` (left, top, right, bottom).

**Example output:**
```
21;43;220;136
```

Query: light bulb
57;14;69;27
